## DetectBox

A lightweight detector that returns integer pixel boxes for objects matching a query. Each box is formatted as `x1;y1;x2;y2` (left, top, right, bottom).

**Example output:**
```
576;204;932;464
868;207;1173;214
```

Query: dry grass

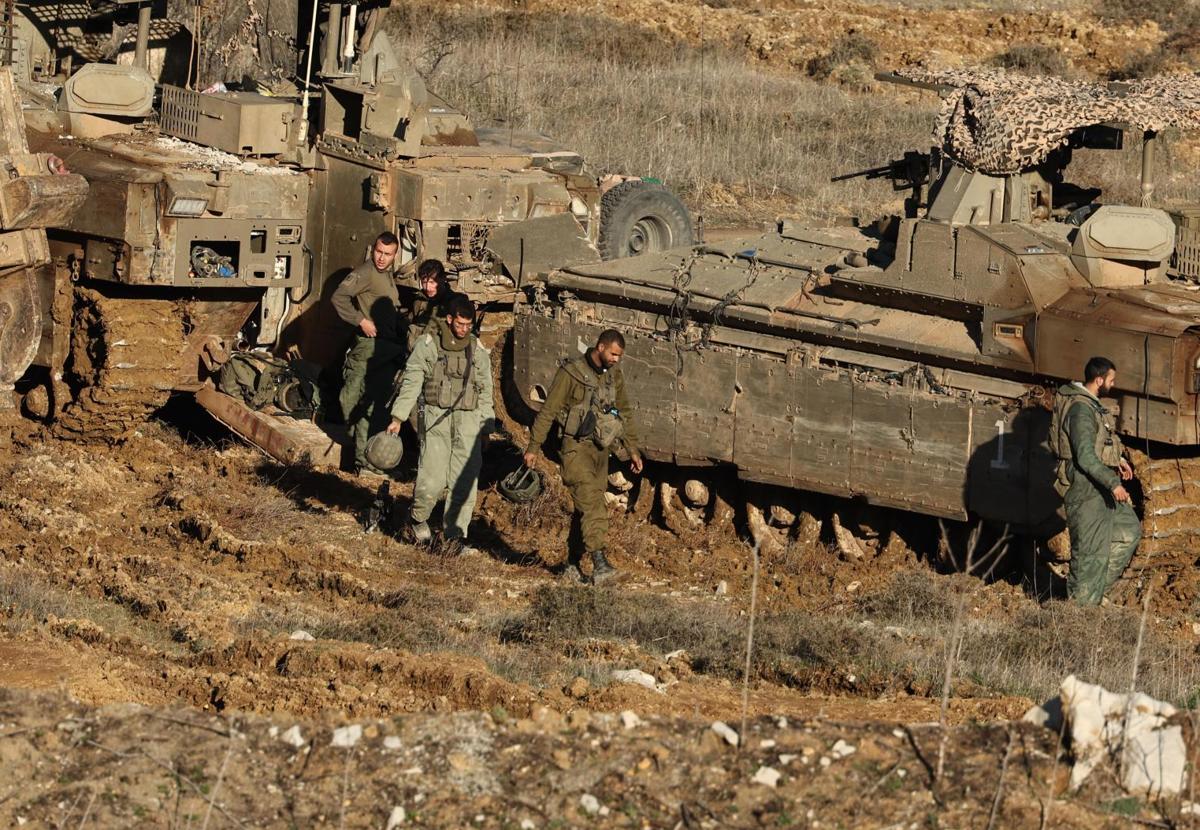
383;5;935;224
382;4;1200;225
511;571;1200;705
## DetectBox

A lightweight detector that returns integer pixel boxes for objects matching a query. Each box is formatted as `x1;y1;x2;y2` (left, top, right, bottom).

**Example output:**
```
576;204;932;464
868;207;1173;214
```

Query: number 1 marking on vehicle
991;419;1010;470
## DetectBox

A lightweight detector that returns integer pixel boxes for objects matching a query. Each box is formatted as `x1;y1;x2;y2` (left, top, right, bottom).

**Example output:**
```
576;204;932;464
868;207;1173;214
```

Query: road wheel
597;180;693;260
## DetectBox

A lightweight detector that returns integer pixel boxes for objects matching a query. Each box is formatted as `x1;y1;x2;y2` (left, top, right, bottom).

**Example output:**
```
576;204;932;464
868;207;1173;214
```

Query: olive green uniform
1052;382;1142;605
331;261;402;469
390;319;494;540
526;352;640;555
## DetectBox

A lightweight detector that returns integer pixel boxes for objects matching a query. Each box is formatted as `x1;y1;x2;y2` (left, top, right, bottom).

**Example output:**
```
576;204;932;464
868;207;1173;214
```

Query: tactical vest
1049;391;1124;495
560;357;624;449
422;338;480;411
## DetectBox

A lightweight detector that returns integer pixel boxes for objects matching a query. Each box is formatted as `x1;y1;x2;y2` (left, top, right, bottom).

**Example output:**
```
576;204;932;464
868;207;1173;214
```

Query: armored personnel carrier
510;70;1200;578
0;0;691;449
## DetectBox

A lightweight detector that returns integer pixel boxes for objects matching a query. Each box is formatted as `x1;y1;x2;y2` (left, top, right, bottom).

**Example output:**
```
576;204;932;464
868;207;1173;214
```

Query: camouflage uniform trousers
340;335;403;469
1065;477;1142;606
561;435;611;555
411;405;486;540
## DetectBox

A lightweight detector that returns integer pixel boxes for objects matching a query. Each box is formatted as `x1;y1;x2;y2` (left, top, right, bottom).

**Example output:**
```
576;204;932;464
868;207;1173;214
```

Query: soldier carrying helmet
524;329;643;583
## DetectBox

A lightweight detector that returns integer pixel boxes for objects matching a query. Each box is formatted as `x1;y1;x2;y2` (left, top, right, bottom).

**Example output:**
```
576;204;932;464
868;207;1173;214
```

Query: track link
54;287;187;441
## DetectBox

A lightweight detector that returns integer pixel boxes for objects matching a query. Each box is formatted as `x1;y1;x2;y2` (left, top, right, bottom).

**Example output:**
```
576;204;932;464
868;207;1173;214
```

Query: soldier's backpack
217;352;321;419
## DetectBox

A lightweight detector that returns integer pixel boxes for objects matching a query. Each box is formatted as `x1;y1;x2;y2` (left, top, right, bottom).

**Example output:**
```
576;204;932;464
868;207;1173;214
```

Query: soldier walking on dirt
523;330;643;583
331;232;403;475
1050;356;1142;605
402;259;453;356
386;294;494;552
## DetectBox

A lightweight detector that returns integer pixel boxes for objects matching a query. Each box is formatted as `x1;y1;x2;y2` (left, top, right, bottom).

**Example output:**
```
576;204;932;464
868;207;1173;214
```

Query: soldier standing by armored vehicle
403;259;453;356
1050;357;1142;605
523;330;643;583
386;294;494;551
331;232;403;474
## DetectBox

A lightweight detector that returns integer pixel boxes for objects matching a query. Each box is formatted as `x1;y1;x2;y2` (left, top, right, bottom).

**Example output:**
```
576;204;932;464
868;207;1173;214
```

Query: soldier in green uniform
386;294;494;551
1050;356;1142;605
403;259;453;356
330;232;402;475
523;329;643;583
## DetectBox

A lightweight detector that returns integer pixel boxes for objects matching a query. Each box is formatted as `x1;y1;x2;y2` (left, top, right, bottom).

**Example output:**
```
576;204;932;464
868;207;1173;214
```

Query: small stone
566;677;590;699
280;725;305;747
611;668;660;692
819;756;832;768
620;710;643;730
779;754;797;764
845;581;862;593
475;815;485;823
637;757;652;770
1193;623;1200;637
775;716;788;729
830;739;856;759
385;806;407;829
715;580;728;595
580;794;601;816
711;721;739;747
268;725;279;738
506;589;520;599
760;739;776;749
752;766;782;787
331;724;362;748
892;728;905;738
552;749;572;770
520;821;537;830
566;709;591;730
289;629;315;641
383;736;402;750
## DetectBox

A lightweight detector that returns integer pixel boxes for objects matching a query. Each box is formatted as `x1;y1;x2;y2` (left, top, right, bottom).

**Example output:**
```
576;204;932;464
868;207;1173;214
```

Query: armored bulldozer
0;0;691;451
510;70;1200;567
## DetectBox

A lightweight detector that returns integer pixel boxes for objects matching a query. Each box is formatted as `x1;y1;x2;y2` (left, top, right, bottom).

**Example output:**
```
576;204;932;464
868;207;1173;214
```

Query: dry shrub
806;33;879;82
382;5;933;223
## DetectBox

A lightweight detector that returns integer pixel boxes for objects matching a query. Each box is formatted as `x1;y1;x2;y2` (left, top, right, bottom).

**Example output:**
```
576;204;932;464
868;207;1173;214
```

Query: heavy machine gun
831;150;935;216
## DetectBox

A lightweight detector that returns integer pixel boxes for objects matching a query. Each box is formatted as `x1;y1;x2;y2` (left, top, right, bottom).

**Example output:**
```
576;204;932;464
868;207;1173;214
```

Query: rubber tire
597;181;694;260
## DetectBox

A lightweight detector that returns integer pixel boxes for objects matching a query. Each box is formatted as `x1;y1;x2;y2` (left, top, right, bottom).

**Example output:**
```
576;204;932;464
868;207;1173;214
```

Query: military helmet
499;466;542;503
364;431;404;471
274;379;307;414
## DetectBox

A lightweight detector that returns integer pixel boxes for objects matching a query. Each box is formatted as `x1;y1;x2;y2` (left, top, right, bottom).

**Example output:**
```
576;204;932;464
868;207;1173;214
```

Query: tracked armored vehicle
511;70;1200;585
0;0;690;451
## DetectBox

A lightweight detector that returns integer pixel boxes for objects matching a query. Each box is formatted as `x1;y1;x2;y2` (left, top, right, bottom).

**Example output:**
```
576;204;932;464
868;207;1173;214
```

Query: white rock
715;580;728;596
711;721;739;747
775;717;788;729
611;669;661;693
579;794;601;816
819;756;832;768
1056;674;1185;796
620;710;643;730
331;724;363;748
520;820;537;830
845;580;862;593
779;754;797;765
289;629;315;641
280;725;305;747
830;739;857;759
760;739;776;749
892;728;905;738
752;766;782;787
385;806;407;829
268;725;279;738
599;806;610;816
383;736;403;750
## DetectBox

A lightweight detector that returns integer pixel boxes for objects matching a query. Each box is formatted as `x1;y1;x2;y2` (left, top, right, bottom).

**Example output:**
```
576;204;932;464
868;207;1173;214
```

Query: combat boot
410;521;432;543
589;549;617;584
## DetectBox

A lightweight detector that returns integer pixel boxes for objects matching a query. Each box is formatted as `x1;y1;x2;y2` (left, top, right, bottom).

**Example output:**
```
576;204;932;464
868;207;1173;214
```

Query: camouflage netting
897;68;1200;175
